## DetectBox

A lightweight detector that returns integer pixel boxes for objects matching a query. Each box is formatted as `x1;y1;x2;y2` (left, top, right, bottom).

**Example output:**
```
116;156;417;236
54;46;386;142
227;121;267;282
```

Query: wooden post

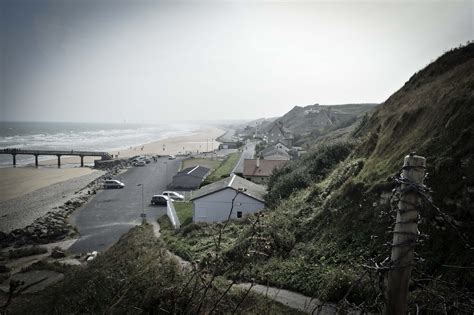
12;154;16;167
34;154;39;167
57;155;61;168
80;156;84;167
385;154;426;315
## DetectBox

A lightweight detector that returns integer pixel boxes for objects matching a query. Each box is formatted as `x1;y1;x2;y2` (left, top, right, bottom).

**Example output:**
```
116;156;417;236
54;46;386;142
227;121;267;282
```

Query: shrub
266;142;355;206
181;222;202;236
8;246;47;259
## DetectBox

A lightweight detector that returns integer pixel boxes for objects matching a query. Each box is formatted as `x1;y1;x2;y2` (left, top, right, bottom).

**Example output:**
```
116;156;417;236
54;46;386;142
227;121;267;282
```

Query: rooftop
191;174;267;202
243;159;287;177
176;165;211;179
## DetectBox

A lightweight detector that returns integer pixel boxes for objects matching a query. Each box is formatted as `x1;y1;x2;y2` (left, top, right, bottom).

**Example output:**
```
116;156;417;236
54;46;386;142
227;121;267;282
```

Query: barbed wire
331;163;473;313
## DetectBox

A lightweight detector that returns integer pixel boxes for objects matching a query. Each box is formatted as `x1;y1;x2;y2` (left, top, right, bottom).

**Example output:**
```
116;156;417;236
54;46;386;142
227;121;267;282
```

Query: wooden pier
0;148;113;168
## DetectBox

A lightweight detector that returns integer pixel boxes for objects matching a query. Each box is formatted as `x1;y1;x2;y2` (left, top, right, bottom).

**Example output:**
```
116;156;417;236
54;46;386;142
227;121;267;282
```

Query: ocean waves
0;121;197;166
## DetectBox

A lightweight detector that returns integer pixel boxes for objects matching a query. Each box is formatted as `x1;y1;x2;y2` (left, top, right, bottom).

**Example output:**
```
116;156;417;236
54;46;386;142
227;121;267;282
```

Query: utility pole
384;154;426;315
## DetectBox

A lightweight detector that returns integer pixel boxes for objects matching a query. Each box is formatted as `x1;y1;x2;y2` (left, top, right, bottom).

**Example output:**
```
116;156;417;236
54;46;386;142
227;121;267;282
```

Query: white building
191;174;266;223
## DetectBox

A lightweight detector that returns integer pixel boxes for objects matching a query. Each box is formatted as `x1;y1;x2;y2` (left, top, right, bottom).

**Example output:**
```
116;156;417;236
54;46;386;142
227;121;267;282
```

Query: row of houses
167;129;294;223
266;121;294;148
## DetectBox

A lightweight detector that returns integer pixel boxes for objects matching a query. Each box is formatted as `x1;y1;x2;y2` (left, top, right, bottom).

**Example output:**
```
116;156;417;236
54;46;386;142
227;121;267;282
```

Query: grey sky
0;0;472;123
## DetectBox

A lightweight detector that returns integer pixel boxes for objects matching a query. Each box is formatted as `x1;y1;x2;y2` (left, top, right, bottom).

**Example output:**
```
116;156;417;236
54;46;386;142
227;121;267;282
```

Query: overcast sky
0;0;472;123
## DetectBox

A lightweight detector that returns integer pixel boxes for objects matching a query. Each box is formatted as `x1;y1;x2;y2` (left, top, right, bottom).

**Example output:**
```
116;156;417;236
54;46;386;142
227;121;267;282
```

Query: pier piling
1;149;112;167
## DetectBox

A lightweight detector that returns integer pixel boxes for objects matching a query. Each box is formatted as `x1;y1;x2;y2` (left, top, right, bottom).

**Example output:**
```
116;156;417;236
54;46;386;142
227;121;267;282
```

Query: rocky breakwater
0;165;128;248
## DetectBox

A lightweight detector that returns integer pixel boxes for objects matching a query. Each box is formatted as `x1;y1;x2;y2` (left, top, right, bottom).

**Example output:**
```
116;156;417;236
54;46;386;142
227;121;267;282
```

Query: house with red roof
243;158;287;184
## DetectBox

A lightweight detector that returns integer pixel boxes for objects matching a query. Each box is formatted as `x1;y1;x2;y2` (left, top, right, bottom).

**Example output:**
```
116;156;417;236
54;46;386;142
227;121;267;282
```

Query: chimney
256;156;260;168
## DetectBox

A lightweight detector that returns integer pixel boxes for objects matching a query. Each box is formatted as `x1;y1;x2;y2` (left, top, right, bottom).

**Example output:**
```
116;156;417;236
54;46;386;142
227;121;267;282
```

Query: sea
0;121;199;167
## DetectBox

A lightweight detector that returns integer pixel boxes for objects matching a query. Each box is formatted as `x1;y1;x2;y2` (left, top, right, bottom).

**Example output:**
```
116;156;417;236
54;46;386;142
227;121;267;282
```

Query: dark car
151;195;169;206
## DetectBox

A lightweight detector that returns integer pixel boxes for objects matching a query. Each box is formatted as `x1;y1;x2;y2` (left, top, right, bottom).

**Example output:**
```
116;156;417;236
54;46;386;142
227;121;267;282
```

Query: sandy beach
0;126;224;203
0;126;225;232
0;170;105;232
116;126;224;158
0;168;101;202
6;126;225;167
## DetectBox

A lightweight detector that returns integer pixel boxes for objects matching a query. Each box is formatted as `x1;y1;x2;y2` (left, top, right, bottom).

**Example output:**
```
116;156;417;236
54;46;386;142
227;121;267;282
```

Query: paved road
232;142;256;174
68;157;180;254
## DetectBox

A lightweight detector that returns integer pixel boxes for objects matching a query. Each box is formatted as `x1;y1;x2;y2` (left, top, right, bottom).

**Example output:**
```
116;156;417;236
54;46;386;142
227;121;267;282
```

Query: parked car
162;191;184;201
132;156;145;162
133;161;146;167
103;180;125;189
168;155;176;160
151;195;169;206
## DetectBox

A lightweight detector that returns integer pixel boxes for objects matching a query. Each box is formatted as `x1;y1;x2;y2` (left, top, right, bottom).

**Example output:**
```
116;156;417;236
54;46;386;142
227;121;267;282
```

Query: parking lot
68;156;180;254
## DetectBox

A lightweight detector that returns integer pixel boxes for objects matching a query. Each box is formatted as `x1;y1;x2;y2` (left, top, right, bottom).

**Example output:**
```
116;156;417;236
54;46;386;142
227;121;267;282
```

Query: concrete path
231;142;256;174
150;219;192;271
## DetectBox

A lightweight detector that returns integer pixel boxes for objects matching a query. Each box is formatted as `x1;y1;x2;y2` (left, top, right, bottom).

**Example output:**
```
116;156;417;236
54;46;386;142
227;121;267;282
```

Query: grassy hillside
162;44;474;313
272;103;377;136
7;224;301;314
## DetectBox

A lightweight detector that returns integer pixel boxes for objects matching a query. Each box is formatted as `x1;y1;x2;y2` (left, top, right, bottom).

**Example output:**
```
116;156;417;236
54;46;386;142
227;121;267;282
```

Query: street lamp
137;183;145;221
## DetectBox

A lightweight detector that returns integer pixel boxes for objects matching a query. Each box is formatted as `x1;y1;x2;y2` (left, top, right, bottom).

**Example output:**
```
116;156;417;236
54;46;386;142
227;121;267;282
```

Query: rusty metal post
384;154;426;315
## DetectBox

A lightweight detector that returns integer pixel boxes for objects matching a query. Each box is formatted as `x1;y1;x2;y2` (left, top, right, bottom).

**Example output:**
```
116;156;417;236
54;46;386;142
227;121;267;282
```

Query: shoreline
1;126;225;169
0;170;106;233
0;125;225;203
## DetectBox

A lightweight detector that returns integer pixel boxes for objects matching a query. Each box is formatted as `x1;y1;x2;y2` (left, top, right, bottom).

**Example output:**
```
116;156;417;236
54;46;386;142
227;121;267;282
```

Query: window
237;211;243;218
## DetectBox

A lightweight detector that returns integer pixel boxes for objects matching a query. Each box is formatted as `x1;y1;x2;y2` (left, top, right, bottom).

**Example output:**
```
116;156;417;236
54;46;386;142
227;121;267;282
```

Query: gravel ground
0;171;105;233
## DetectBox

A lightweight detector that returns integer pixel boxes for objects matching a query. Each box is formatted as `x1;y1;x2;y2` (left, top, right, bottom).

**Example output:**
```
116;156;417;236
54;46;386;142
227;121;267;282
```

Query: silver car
162;191;184;201
103;180;125;189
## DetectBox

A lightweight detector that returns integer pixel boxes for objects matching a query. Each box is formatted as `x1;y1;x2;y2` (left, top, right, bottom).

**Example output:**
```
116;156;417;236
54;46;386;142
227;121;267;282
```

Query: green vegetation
160;45;474;313
161;151;372;304
174;201;193;226
181;151;241;184
20;260;72;274
266;141;355;207
7;246;47;259
205;152;241;182
9;224;300;314
160;216;250;262
9;44;472;314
